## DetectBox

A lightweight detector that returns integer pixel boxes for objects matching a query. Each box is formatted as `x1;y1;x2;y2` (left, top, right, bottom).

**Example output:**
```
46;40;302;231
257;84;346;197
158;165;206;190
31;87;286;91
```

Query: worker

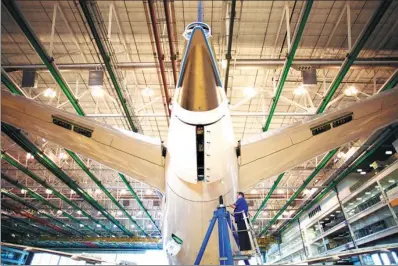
229;192;251;251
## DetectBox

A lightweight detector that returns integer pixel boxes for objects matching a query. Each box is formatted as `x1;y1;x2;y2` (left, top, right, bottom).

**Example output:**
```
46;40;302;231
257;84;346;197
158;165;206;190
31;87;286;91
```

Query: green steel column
0;127;132;237
119;173;161;233
223;0;236;93
1;69;27;96
78;0;138;132
1;172;96;235
317;0;392;113
1;151;111;235
258;149;338;236
66;151;148;237
263;0;313;131
2;0;85;116
252;173;284;223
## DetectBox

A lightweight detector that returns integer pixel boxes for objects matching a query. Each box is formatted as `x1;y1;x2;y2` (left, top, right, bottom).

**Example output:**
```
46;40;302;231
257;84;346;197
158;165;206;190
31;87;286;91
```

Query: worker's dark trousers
236;219;252;251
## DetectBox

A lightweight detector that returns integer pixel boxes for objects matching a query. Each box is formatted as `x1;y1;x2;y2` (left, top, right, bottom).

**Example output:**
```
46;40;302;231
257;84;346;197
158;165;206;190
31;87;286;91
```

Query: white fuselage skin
163;86;239;265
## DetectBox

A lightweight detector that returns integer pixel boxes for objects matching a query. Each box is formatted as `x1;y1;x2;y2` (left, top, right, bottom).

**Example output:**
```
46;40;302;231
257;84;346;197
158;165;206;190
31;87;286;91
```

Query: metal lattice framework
1;0;398;247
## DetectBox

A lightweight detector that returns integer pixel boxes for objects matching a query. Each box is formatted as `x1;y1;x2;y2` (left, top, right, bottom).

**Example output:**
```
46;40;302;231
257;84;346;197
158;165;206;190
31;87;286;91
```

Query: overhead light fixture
95;189;101;194
116;211;122;216
221;59;228;69
146;189;153;195
147;224;153;229
294;86;307;95
57;210;62;215
91;86;105;98
120;189;127;195
357;169;362;172
43;88;56;98
97;211;101;215
77;210;82;215
365;192;371;195
388;179;395;183
137;211;142;216
330;214;335;217
360;171;366;175
42;138;46;142
250;189;258;194
142;87;154;97
243;87;257;98
70;189;76;194
337;152;345;159
262;211;268;217
131;224;135;228
80;224;84;228
344;86;358;96
385;150;393;155
21;189;27;194
11;234;15;238
45;189;52;194
356;197;362;200
336;210;341;213
26;153;33;160
253;225;259;229
113;225;117;228
58;152;68;160
96;224;101;228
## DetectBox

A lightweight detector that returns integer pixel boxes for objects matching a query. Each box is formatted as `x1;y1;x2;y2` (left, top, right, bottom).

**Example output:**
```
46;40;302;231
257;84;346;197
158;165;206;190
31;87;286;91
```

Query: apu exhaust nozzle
176;24;223;112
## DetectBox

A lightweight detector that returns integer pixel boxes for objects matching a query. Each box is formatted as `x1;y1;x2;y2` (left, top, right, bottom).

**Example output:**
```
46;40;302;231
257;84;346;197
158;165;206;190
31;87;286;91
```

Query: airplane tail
176;23;224;112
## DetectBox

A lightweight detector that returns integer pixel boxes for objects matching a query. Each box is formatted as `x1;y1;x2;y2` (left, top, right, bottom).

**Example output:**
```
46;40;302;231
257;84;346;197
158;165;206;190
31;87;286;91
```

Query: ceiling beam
1;124;134;237
1;151;111;236
3;58;398;72
263;0;313;131
224;0;237;93
2;0;85;115
78;0;140;132
317;0;393;113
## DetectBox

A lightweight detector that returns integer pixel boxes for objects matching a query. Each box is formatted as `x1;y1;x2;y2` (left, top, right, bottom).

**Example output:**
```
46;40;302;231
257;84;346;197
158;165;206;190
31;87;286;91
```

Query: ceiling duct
301;69;317;85
21;70;37;88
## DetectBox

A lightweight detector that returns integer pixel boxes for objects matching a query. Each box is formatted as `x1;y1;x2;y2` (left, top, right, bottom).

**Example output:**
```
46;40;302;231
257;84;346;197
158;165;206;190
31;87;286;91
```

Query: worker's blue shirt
234;197;248;222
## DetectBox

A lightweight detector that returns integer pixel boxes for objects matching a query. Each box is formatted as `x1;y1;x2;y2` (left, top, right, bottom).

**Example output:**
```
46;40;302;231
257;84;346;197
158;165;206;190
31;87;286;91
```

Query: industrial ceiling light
26;153;33;160
113;225;117;228
58;152;68;160
57;210;62;215
97;211;101;215
80;224;84;227
95;189;101;194
294;85;307;95
137;211;142;216
116;211;122;216
146;189;153;195
262;211;268;217
45;189;52;194
77;210;82;215
221;59;228;69
243;87;257;98
337;152;345;159
21;189;27;194
43;88;56;98
131;224;135;228
360;171;366;175
357;169;362;172
389;179;395;183
96;224;101;228
344;86;358;96
142;87;154;97
91;86;105;98
70;189;76;194
120;189;127;195
365;192;371;195
42;138;46;142
251;189;257;194
147;224;153;229
385;150;393;155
